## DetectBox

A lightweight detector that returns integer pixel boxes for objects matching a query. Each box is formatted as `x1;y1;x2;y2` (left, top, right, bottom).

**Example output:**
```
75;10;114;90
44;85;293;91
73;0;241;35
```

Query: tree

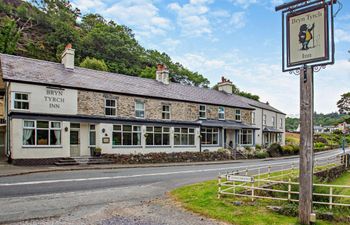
337;92;350;114
212;83;260;101
80;57;108;71
0;18;20;54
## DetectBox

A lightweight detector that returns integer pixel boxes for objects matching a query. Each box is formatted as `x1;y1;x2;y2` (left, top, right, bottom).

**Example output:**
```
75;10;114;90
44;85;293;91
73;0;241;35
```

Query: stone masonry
77;90;253;124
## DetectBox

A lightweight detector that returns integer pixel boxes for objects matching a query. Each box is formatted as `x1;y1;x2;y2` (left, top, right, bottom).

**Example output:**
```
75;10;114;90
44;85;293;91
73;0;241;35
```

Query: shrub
282;145;294;155
255;151;268;159
255;144;262;150
267;143;283;157
291;145;300;153
314;142;325;148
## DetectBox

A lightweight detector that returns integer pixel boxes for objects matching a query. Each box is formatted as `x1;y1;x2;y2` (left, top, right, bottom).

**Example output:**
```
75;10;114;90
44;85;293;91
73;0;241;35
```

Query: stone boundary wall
102;151;236;164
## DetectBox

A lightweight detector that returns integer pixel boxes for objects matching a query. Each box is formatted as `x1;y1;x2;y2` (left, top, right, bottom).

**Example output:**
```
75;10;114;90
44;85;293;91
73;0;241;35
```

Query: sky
71;0;350;116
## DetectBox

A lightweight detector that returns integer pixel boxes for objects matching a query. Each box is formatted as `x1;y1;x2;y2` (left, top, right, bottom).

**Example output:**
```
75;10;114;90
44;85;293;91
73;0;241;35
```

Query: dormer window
12;92;29;110
235;109;241;121
218;106;225;120
199;105;206;119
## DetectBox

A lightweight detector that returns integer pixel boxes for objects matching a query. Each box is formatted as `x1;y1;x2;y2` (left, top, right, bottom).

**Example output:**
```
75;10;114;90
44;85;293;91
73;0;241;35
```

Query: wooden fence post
288;178;291;201
329;187;333;210
218;174;221;199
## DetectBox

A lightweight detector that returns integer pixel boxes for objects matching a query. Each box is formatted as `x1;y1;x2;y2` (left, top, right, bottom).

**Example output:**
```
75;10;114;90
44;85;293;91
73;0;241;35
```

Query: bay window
200;128;219;145
174;127;195;146
113;125;141;146
23;120;61;146
146;126;170;146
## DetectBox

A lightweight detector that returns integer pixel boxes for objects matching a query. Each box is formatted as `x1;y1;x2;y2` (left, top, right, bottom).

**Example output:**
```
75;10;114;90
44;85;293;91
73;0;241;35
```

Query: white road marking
0;151;344;187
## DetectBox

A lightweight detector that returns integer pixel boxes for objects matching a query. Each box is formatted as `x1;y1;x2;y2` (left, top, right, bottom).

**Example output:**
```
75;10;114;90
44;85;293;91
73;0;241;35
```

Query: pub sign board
287;5;329;67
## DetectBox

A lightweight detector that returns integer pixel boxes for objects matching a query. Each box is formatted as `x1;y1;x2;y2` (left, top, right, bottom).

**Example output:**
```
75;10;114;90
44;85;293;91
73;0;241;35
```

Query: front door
0;130;5;160
70;123;80;157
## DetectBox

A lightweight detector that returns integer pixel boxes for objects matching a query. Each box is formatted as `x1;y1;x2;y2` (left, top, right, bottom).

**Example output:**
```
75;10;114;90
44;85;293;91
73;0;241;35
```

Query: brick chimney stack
61;43;75;70
156;64;169;85
217;76;233;94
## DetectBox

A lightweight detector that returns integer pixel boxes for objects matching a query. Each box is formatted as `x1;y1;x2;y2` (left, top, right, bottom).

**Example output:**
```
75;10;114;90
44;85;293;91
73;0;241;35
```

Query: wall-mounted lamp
64;127;69;132
102;128;105;133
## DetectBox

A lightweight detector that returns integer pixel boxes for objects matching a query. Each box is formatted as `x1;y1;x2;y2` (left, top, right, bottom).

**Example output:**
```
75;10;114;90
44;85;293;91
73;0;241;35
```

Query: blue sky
71;0;350;116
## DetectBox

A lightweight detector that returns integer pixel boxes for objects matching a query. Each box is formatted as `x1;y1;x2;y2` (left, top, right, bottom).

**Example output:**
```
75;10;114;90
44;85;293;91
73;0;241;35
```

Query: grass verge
170;166;349;225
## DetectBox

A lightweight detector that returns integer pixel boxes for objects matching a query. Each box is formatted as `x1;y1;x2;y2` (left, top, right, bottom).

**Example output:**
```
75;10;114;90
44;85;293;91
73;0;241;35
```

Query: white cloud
161;38;181;52
72;0;171;38
335;29;350;43
71;0;105;13
270;0;284;7
231;0;258;9
104;0;171;38
174;52;350;114
230;12;246;29
168;1;213;37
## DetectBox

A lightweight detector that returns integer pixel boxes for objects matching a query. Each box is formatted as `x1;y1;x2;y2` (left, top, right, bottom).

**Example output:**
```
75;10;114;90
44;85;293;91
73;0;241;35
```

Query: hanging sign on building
287;5;329;67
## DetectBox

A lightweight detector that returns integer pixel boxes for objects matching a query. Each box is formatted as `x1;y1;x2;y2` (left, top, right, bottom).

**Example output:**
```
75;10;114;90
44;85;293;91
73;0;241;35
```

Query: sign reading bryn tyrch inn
287;6;329;67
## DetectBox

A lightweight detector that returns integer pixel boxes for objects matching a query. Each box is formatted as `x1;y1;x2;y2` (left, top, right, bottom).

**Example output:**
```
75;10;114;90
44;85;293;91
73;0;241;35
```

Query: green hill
0;0;209;86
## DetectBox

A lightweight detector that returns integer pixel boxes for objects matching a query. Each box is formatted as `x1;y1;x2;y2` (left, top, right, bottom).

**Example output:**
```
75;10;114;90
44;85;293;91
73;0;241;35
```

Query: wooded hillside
0;0;210;86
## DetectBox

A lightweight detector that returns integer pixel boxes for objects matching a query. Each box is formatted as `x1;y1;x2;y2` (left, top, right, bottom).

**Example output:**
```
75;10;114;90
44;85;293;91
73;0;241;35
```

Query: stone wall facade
77;90;253;124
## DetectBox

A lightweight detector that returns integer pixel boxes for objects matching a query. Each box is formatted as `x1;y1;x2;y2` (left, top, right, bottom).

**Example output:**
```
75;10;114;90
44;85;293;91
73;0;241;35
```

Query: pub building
0;45;284;165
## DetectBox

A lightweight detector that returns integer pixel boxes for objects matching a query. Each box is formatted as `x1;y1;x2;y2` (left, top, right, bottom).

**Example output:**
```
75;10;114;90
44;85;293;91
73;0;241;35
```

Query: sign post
276;1;336;224
299;66;314;224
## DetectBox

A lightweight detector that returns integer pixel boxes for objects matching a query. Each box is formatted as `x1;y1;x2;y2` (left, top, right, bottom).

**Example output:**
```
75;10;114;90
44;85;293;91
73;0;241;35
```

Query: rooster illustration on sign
298;23;315;50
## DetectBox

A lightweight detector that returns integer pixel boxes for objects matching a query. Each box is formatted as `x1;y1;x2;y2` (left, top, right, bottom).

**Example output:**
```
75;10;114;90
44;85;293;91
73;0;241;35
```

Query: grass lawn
170;168;350;225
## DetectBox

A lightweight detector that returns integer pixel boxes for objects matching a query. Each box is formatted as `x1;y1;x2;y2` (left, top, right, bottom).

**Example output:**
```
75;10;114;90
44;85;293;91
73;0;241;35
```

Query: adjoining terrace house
0;45;284;165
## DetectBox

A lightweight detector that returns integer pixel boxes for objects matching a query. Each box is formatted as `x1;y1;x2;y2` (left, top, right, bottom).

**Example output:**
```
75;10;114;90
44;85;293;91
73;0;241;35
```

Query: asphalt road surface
0;149;346;225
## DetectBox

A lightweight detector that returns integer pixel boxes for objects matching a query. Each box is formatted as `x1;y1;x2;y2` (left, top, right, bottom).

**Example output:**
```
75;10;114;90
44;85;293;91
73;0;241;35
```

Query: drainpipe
5;82;10;162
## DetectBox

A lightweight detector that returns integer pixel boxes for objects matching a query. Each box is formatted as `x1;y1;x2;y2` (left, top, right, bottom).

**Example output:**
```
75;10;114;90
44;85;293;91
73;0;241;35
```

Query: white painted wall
10;119;71;159
9;82;78;115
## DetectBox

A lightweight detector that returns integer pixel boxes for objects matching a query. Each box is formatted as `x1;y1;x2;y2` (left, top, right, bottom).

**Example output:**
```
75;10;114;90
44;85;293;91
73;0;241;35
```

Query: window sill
112;145;142;148
145;145;171;148
22;145;63;148
174;145;196;148
201;144;220;147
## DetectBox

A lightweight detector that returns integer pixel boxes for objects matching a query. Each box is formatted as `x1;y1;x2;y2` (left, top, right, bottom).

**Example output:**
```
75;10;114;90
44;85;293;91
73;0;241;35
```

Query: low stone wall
314;164;347;182
11;158;64;166
103;151;233;164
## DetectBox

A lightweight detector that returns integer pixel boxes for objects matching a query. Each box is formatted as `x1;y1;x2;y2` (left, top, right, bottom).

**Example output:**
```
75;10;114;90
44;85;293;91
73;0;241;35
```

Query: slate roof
263;126;283;133
0;54;254;110
197;119;259;130
235;95;286;115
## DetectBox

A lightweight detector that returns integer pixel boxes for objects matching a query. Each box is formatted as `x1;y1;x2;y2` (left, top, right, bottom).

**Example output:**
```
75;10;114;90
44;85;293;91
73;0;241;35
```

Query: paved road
0;149;346;224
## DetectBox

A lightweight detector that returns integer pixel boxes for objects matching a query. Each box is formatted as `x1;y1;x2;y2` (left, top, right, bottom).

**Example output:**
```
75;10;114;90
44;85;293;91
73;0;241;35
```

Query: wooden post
288;178;291;201
329;187;333;210
299;66;314;225
218;174;221;199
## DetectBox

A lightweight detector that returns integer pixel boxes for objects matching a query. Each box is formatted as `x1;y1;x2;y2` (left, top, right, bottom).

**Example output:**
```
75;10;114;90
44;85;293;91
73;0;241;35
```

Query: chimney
61;43;75;70
156;64;169;85
217;76;232;94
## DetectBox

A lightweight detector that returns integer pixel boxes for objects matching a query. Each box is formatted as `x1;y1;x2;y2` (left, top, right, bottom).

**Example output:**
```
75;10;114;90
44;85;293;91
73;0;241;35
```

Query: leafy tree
140;66;156;79
80;57;108;71
337;92;350;114
0;18;20;54
212;83;260;101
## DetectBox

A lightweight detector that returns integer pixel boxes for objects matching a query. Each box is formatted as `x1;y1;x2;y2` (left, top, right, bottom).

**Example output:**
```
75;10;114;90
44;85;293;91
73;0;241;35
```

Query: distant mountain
286;112;350;131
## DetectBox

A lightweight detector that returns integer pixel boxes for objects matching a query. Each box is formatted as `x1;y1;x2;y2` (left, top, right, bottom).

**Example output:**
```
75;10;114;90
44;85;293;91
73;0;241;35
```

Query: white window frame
146;126;171;146
112;124;142;146
89;124;96;147
22;120;62;147
238;129;253;146
104;98;117;116
199;105;207;119
12;92;30;111
218;106;225;120
174;127;195;146
135;100;145;118
251;112;256;125
263;114;267;125
235;109;241;121
162;104;171;120
200;128;219;146
272;116;276;127
280;118;283;129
